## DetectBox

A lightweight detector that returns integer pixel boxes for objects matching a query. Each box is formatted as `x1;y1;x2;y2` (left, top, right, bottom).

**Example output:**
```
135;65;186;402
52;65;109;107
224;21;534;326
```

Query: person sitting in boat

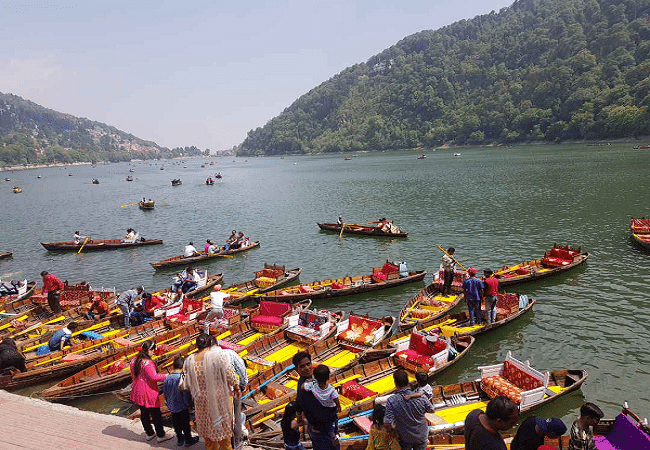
0;280;20;295
143;292;165;316
224;230;237;251
129;302;150;327
184;241;198;257
203;239;212;254
84;295;110;320
230;231;245;249
207;240;220;254
122;228;138;243
337;216;343;226
172;267;200;294
398;261;408;278
47;322;78;352
73;231;89;244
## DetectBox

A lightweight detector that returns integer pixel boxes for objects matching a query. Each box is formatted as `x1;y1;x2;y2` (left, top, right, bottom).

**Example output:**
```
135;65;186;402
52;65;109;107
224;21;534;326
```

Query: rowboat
171;178;182;186
223;264;302;306
631;233;650;251
13;187;22;193
150;241;261;270
41;238;164;251
254;262;426;302
138;200;155;210
491;244;590;286
40;321;202;401
0;280;36;306
239;308;344;383
398;283;464;331
0;318;176;391
0;252;12;260
152;271;224;300
631;218;650;234
245;336;473;438
317;222;408;238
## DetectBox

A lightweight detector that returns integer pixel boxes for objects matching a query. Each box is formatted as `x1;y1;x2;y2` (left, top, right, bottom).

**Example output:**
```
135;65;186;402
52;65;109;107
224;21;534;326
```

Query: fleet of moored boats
0;218;649;448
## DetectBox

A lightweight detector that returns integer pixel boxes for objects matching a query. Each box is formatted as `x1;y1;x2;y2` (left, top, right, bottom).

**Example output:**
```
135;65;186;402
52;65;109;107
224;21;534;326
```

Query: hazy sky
1;0;512;151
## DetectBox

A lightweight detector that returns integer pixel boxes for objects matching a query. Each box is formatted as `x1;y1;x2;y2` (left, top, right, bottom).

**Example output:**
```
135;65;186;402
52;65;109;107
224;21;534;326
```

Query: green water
2;143;650;424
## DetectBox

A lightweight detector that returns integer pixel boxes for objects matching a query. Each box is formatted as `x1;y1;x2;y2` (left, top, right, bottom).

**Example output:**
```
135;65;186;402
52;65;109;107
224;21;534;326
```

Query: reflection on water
2;144;650;423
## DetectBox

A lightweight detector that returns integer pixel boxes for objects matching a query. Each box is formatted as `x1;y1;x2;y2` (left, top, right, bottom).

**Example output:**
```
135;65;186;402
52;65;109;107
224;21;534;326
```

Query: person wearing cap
117;286;144;329
441;247;457;297
184;242;198;257
462;267;484;326
510;416;567;450
204;285;230;334
482;269;500;324
465;396;519;450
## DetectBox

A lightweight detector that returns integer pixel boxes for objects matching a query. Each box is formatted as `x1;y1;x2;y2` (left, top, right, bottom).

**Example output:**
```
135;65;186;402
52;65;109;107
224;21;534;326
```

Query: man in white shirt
184;242;198;257
204;285;230;334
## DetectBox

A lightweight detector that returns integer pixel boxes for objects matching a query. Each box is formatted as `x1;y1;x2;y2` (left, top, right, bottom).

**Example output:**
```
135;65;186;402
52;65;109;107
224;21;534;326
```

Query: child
414;372;433;400
163;356;200;447
365;404;400;450
568;402;604;450
281;401;306;450
302;364;341;446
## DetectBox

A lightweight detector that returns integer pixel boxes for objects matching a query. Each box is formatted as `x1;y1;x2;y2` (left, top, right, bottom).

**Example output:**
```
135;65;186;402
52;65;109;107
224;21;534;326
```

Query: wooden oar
437;245;467;270
204;252;234;259
400;299;422;322
77;237;90;254
339;223;346;240
493;265;521;276
120;203;136;207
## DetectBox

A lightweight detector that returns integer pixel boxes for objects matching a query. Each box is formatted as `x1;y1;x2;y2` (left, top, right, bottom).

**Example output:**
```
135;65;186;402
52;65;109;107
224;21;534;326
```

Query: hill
239;0;650;155
0;92;206;167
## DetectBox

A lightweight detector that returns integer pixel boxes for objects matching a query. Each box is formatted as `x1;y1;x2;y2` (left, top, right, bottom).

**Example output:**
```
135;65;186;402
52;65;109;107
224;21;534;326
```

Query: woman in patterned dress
183;334;240;450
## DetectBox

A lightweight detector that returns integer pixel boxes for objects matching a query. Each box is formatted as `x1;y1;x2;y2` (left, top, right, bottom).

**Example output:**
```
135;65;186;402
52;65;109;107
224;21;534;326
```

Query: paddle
437;245;467;270
400;299;422;322
77;237;90;254
339;223;346;240
120;203;136;207
204;252;234;258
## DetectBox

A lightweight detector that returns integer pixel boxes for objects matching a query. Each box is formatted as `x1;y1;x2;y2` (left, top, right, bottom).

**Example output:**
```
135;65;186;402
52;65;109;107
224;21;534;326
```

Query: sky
0;0;512;151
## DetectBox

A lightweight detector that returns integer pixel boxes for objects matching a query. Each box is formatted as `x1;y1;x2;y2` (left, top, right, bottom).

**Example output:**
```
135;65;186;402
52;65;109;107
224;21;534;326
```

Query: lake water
2;143;650;425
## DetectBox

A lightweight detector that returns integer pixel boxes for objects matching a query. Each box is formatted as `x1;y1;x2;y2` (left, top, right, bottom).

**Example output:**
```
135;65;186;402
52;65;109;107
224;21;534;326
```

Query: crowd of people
182;231;250;258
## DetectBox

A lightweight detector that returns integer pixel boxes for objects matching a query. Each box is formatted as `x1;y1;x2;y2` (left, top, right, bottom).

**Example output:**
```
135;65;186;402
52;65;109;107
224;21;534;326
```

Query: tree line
239;0;650;155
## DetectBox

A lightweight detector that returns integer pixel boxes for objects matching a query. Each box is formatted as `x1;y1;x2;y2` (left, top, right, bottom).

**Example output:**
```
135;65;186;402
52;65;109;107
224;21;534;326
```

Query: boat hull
150;241;261;269
41;239;164;251
317;222;407;237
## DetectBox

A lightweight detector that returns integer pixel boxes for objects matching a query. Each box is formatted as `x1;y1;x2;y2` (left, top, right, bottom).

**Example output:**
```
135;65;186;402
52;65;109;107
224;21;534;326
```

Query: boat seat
337;315;383;347
341;380;377;401
114;337;137;347
395;332;448;370
480;353;548;406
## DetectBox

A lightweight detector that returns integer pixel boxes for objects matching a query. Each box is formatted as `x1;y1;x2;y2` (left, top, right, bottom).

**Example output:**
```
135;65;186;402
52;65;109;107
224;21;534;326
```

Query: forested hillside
240;0;650;155
0;92;206;166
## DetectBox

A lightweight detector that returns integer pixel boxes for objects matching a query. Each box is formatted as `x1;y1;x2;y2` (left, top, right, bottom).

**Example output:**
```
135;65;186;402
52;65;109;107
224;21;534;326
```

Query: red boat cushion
481;376;523;404
373;272;388;281
337;315;383;346
516;268;530;275
341;381;377;401
259;301;291;317
299;286;316;293
252;315;283;326
542;256;572;267
503;360;543;391
108;360;129;374
381;263;399;274
331;282;345;290
217;340;244;352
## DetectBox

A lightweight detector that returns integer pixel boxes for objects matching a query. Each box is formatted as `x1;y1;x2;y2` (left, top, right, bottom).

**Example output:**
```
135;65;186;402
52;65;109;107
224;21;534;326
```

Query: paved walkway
0;390;255;450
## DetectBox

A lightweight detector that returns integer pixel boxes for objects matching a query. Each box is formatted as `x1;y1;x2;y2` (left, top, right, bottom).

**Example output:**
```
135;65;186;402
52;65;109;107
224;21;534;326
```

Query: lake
1;143;650;424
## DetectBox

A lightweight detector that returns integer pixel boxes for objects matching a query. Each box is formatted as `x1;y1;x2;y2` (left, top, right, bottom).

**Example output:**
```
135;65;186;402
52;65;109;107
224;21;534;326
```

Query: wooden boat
633;145;650;149
125;175;133;182
490;244;590;286
631;218;650;234
13;187;22;193
0;280;36;305
150;241;261;270
152;271;224;300
223;264;302;306
0;318;176;391
138;200;155;210
238;307;344;383
398;283;464;331
215;173;222;179
0;252;13;259
205;177;215;185
245;336;473;438
255;262;426;302
171;178;182;186
40;321;202;401
91;178;99;184
41;237;164;251
417;155;427;159
317;222;408;237
631;233;650;251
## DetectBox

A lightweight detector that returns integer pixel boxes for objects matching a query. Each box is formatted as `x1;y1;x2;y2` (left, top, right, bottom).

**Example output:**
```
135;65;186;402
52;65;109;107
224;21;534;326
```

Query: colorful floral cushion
503;360;543;390
481;376;523;403
338;315;382;346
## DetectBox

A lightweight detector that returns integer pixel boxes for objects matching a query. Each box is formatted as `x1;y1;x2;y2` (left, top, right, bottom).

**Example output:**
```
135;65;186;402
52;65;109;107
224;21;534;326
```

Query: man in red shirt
40;271;65;313
483;269;500;324
85;296;110;320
